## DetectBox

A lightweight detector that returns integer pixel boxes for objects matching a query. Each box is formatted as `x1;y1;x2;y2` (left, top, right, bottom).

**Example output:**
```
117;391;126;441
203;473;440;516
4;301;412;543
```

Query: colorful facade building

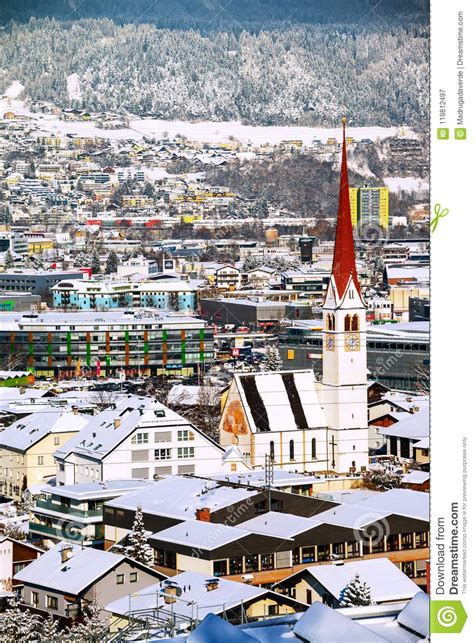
52;279;196;312
0;311;214;379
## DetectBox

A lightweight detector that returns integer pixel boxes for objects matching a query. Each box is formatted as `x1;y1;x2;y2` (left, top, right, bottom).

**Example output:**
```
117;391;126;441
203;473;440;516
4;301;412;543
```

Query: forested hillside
0;0;429;30
0;19;428;127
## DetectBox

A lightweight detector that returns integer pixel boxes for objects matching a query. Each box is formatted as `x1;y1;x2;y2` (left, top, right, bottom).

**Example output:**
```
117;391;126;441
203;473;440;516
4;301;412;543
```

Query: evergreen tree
4;250;15;268
261;345;283;372
126;504;154;566
0;596;42;641
90;250;101;275
66;601;104;643
39;613;60;641
339;573;372;607
105;250;119;274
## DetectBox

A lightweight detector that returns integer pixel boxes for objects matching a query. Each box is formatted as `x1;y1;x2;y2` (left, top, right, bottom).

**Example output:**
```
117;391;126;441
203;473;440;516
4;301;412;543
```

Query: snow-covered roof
234;370;327;433
293;601;387;642
238;511;317;539
42;479;154;501
106;476;259;520
54;395;191;462
314;489;428;527
150;519;257;550
105;571;282;622
290;559;420;604
396;591;429;638
209;469;324;488
380;407;429;441
0;410;88;453
14;542;138;595
401;471;430;485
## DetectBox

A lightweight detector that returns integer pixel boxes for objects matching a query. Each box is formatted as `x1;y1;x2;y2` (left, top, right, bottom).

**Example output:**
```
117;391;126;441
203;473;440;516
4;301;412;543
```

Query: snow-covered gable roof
0;410;88;453
298;559;420;604
13;542;155;595
234;370;327;433
54;395;190;462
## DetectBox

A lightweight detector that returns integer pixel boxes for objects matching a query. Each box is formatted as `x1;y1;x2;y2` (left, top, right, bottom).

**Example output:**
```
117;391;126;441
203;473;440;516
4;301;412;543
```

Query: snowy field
2;81;24;99
0;94;401;145
383;177;429;193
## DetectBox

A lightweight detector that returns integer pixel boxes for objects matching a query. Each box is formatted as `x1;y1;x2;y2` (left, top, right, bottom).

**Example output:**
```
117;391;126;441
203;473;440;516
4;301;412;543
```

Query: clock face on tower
326;335;335;351
345;334;360;351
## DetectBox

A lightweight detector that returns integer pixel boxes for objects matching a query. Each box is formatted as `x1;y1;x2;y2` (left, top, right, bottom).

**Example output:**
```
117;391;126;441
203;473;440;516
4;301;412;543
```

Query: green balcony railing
34;498;103;519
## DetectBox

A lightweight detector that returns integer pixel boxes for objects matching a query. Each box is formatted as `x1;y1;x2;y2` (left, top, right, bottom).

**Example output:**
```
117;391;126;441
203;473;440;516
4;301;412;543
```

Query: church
219;120;369;474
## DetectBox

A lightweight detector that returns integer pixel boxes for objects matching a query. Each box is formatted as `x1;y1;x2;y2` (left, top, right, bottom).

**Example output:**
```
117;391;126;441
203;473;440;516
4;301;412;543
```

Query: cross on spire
331;117;361;299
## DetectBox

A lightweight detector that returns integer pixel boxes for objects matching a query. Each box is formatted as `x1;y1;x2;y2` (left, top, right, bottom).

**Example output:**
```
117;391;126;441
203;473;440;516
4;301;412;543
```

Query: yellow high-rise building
349;186;389;229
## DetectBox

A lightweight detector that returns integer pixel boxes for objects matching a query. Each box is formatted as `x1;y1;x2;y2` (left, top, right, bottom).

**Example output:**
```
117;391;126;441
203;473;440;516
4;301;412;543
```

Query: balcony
34;498;103;519
29;521;104;545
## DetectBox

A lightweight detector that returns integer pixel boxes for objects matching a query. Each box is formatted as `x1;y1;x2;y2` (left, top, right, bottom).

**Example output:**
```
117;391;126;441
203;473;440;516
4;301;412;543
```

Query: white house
54;395;233;485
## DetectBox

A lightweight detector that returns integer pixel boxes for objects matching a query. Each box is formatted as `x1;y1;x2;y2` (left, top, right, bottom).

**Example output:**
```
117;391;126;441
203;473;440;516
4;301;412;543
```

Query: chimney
195;507;211;522
113;418;121;429
60;545;73;564
72;406;79;415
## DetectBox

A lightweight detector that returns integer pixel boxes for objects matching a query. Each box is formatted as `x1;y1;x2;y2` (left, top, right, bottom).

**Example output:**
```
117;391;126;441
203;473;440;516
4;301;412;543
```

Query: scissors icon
431;203;449;233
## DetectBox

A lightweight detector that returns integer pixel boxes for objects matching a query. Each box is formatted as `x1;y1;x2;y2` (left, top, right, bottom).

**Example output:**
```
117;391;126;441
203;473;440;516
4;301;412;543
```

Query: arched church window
289;440;295;461
351;315;359;331
344;314;351;331
326;314;335;330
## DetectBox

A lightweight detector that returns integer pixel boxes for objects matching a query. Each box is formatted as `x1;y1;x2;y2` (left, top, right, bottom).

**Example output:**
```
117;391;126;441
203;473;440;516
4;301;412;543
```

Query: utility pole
264;453;274;511
330;434;338;470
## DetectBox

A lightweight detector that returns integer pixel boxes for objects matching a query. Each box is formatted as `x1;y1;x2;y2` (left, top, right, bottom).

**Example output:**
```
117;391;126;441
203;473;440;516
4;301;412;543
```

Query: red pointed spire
331;117;361;299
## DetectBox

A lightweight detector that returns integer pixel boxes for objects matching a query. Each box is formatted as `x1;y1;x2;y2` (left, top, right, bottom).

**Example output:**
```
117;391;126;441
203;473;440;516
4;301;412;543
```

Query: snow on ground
22;111;398;145
383;177;429;193
66;73;82;101
2;80;24;99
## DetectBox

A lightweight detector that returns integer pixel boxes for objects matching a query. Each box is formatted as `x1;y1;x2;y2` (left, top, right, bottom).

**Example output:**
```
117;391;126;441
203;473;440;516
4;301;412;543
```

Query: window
177;447;195;459
311;438;316;459
260;553;274;570
289;440;295;461
351;315;359;331
116;574;124;584
415;531;429;548
213;560;228;577
344;314;351;331
32;592;39;606
155;448;171;460
401;533;414;549
131;433;149;445
317;545;330;561
229;557;243;575
47;595;58;610
268;605;280;616
270;441;275;461
177;430;194;441
245;555;259;572
130;572;138;583
38;456;44;465
54;437;60;446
